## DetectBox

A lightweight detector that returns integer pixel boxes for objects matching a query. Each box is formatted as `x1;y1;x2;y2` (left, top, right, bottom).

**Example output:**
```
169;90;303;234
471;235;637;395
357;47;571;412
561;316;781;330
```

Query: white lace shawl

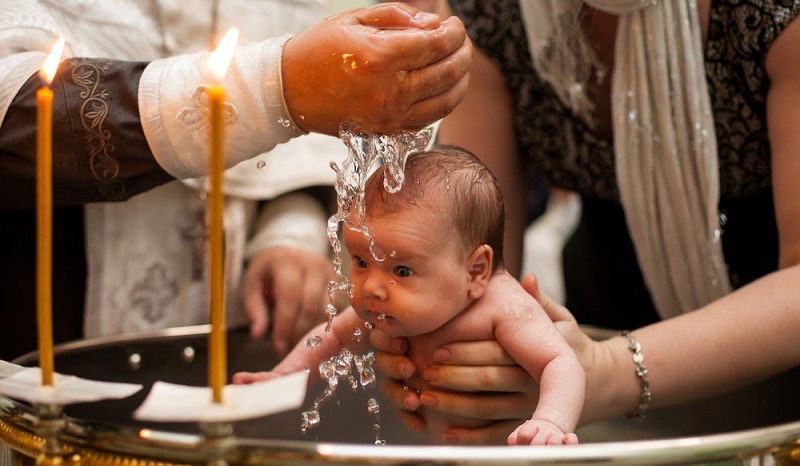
520;0;730;319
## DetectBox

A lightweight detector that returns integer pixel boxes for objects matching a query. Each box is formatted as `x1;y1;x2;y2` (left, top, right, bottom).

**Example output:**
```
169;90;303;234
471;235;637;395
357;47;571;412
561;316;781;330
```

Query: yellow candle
36;38;65;387
206;28;238;404
207;83;226;403
36;84;53;387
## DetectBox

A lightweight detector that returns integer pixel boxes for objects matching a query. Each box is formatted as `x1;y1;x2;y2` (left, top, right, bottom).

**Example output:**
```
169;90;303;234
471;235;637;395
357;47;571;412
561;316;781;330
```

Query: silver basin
1;325;798;465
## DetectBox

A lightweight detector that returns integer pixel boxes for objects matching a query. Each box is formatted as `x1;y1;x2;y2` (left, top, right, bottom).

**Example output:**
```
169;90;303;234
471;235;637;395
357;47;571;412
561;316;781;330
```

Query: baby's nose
362;273;388;301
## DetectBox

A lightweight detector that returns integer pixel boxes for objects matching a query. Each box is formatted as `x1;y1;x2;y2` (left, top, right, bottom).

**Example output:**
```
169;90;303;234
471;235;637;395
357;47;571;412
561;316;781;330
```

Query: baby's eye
394;266;413;278
354;256;368;268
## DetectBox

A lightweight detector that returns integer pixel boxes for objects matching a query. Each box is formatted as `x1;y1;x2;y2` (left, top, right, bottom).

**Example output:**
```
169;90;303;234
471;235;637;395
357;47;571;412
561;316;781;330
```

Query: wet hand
282;2;472;135
371;329;539;444
243;246;335;356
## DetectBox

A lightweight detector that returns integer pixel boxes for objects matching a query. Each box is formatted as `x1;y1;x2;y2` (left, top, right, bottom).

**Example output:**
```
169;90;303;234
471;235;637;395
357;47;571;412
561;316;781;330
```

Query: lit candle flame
36;36;64;387
40;38;65;85
207;28;239;81
206;26;238;405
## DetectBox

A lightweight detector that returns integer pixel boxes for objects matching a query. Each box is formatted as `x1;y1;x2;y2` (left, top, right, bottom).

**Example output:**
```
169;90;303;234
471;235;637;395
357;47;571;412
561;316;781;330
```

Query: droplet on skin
256;160;266;170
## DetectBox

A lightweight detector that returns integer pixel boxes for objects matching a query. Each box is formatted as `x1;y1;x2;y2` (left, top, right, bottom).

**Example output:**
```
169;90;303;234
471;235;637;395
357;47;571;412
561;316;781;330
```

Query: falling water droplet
367;398;380;415
305;336;322;349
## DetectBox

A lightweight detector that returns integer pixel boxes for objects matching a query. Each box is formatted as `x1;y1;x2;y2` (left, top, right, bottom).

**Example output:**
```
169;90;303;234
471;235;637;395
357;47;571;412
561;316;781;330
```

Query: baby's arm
233;306;363;385
490;273;585;445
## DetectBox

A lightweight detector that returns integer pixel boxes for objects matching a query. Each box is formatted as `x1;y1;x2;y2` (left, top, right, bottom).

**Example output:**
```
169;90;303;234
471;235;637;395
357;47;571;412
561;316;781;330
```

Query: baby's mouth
368;309;394;324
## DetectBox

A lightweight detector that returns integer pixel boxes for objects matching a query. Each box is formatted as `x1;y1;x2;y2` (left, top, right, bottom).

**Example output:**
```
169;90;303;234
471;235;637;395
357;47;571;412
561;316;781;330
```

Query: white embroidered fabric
0;0;347;336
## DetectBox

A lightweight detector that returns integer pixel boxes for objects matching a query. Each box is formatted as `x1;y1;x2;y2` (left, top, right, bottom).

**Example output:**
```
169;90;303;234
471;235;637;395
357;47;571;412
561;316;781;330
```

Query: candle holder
200;421;235;466
33;403;67;466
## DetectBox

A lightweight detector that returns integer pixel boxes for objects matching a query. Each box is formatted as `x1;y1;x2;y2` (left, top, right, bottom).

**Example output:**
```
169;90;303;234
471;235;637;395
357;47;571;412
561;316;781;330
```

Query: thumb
521;273;574;323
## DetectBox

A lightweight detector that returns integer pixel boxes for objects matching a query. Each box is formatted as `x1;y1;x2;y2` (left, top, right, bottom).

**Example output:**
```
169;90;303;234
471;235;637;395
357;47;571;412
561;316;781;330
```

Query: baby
234;146;585;445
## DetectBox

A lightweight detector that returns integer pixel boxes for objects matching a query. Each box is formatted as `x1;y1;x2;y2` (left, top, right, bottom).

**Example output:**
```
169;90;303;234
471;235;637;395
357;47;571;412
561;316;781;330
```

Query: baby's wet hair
365;145;504;271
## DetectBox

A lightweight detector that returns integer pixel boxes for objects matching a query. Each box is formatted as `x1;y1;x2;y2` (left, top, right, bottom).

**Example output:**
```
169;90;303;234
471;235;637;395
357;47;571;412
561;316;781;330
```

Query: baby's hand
507;419;578;446
232;371;280;385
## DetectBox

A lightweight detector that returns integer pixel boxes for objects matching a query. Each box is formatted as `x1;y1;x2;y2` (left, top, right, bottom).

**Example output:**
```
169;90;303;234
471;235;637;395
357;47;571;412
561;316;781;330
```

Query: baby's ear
467;245;493;300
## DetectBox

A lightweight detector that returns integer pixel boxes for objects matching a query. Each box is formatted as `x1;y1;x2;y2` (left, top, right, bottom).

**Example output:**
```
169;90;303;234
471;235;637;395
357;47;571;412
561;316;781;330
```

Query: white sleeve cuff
245;192;330;259
138;35;304;179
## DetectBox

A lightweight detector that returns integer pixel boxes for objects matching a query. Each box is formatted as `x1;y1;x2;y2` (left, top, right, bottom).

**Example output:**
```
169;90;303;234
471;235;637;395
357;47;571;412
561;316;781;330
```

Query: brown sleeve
0;58;175;212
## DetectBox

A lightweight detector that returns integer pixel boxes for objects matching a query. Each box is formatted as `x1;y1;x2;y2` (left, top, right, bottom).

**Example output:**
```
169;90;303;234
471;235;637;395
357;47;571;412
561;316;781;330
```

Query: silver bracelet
621;331;651;421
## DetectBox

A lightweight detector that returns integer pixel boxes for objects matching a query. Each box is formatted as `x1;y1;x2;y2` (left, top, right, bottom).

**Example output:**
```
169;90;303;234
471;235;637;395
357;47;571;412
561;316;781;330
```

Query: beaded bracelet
621;331;651;421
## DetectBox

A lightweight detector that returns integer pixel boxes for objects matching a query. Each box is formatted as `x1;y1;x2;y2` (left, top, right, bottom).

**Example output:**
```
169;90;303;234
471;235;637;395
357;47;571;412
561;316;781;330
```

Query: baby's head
343;145;505;335
364;145;505;272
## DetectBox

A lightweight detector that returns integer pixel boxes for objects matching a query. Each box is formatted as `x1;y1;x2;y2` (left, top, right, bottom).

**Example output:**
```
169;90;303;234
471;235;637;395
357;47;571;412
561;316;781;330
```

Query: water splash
324;121;437;333
300;348;378;434
301;121;437;439
368;397;385;445
352;327;363;342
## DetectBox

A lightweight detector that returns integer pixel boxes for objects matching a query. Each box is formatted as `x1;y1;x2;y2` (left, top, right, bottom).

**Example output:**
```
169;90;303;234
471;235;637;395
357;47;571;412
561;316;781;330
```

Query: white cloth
520;0;730;319
0;0;348;336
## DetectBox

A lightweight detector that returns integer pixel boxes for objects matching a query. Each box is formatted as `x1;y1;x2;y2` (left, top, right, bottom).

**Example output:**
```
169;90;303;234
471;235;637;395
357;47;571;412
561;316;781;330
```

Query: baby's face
342;208;472;337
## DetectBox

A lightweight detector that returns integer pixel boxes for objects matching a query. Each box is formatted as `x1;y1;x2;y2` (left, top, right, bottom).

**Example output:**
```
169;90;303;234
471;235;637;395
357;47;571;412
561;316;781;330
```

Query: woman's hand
282;2;472;135
372;273;605;444
372;327;539;444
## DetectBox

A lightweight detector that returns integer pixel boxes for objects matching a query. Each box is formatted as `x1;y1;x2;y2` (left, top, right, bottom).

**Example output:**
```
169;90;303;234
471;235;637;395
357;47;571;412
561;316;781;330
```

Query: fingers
243;247;333;356
287;263;329;343
433;340;516;366
369;328;409;354
375;15;469;74
373;345;416;380
242;261;270;340
350;2;441;29
508;420;576;446
443;420;522;445
282;9;471;135
397;408;427;433
232;371;274;385
418;389;536;421
402;72;470;129
269;254;330;355
378;378;421;412
269;262;302;356
377;378;426;432
422;364;536;394
396;39;472;128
